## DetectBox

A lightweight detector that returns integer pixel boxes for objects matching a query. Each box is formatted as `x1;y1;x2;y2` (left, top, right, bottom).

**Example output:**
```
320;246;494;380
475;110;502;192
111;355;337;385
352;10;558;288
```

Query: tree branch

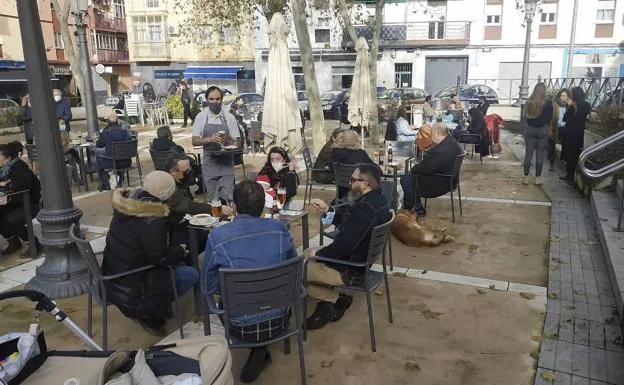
336;0;358;45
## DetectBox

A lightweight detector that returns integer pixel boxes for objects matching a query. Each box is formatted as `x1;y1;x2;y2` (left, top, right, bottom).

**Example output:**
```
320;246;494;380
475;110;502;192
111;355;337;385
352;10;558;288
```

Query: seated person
312;128;343;184
306;164;391;330
477;96;490;117
400;123;463;216
101;108;131;136
384;119;398;141
102;171;199;336
95;112;132;190
152;125;203;193
256;146;299;203
203;180;297;383
0;141;42;256
453;107;490;157
331;130;375;199
395;107;416;142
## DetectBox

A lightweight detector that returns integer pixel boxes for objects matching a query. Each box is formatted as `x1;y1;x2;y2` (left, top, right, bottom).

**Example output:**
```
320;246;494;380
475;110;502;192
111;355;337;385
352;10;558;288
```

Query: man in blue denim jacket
202;180;297;383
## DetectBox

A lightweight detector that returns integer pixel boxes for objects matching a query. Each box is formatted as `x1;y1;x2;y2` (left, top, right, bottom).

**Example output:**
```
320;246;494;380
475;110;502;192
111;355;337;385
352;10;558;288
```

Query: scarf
0;158;19;180
556;99;567;108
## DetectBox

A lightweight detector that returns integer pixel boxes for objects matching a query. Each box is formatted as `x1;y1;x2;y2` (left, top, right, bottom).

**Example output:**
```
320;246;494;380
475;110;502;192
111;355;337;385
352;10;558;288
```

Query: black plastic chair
301;147;330;205
304;210;395;352
101;139;143;187
68;223;185;351
318;163;358;246
149;148;173;171
203;257;307;385
420;153;466;223
458;133;483;164
379;180;396;271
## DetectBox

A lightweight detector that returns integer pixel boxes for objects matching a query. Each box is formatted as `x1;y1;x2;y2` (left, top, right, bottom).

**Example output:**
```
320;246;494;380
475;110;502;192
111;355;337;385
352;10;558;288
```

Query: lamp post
72;0;99;141
517;0;540;119
16;0;90;299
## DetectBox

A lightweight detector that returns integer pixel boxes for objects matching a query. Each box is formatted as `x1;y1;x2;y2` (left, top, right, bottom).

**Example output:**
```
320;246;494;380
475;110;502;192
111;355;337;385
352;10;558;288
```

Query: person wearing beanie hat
101;173;199;336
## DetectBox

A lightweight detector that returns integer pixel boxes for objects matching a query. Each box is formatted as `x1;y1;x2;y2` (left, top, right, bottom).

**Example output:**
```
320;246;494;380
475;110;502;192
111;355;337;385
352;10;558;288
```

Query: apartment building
126;0;256;97
254;0;624;102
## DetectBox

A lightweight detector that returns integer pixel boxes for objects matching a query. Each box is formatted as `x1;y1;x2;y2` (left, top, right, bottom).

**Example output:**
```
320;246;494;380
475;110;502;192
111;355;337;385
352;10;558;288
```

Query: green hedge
165;95;202;120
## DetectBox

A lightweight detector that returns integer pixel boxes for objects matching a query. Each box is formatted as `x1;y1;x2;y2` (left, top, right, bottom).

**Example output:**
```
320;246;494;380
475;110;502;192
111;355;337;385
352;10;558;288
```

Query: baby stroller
0;290;233;385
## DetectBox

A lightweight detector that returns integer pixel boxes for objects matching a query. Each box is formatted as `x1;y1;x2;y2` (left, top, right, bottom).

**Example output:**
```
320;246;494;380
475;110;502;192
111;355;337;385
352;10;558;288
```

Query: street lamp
517;0;540;119
71;0;99;141
16;0;90;298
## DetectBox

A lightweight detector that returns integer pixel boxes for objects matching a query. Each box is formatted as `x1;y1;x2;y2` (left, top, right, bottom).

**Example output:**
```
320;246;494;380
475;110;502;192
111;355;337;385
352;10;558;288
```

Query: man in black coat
311;128;343;184
102;171;199;336
306;163;391;330
401;123;463;216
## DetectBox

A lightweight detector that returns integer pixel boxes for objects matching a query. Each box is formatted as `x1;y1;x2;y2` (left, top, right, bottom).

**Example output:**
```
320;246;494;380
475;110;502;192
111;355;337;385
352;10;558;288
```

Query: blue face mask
207;102;222;114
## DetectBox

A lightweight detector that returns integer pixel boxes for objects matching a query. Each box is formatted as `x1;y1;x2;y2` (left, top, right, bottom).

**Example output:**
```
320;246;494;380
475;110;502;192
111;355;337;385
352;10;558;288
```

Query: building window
94;32;119;50
596;9;615;22
428;22;445;39
221;27;233;44
112;0;125;19
132;15;165;42
540;12;556;24
485;15;501;25
54;32;64;48
395;63;412;88
317;17;330;28
144;0;159;8
315;29;330;43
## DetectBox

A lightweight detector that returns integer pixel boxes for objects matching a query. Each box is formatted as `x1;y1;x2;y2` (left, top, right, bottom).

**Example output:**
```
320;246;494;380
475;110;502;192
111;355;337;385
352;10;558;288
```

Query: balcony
126;0;168;14
92;49;130;63
131;42;170;60
344;21;471;49
91;13;127;32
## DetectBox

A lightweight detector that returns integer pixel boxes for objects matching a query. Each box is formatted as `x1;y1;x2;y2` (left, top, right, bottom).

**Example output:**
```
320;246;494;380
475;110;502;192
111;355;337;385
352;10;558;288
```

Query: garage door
425;57;469;95
497;62;552;103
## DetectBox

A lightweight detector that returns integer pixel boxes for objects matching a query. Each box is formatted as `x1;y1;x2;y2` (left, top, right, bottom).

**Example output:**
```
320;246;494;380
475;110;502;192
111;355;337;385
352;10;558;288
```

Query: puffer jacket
101;188;185;320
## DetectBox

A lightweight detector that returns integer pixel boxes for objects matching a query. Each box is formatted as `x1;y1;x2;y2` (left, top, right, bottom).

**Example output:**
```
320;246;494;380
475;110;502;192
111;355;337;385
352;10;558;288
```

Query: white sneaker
534;177;543;186
522;176;530;185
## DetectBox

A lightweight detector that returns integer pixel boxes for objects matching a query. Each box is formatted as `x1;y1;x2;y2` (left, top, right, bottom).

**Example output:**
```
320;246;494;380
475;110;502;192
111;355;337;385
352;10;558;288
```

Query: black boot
2;237;22;256
240;347;271;383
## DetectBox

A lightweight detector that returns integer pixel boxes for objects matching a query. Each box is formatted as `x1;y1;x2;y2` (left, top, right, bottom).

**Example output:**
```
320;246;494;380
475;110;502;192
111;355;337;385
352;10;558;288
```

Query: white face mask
271;162;284;173
54;95;61;102
59;123;66;131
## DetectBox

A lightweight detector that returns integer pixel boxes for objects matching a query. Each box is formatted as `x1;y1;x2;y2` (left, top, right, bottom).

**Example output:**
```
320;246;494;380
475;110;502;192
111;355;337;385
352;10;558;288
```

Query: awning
0;60;26;70
183;66;242;80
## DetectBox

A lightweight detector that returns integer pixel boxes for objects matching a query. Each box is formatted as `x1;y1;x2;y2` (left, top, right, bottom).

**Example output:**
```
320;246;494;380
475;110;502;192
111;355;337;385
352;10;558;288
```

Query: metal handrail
579;128;624;231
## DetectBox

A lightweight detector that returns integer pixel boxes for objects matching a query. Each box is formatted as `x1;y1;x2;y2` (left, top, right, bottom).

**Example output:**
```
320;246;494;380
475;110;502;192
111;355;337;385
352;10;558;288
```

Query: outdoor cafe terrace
0;110;622;385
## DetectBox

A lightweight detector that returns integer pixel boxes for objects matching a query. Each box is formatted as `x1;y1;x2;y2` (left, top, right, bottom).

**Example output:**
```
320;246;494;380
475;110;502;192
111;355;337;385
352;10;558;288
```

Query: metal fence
467;77;624;109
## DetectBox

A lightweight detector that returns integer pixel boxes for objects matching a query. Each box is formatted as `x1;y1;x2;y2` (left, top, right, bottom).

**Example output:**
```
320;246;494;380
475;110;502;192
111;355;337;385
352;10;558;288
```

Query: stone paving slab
504;131;624;385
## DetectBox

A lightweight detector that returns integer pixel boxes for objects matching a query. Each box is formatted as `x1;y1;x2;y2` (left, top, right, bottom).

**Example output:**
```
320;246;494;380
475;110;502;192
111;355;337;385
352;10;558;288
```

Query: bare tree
51;0;84;97
174;0;326;154
336;0;384;144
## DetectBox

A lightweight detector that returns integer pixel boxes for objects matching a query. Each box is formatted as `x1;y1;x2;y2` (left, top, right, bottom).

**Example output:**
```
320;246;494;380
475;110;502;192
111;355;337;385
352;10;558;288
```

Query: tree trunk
291;0;326;155
337;0;384;145
52;0;84;99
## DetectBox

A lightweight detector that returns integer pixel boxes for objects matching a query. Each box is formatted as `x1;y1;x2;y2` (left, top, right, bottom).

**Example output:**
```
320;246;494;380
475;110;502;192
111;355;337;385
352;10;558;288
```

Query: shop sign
49;65;72;76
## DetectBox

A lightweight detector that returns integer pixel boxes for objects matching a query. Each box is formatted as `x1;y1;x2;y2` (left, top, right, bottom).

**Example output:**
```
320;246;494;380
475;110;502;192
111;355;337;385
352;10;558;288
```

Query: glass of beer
217;130;226;144
210;200;222;217
277;188;287;205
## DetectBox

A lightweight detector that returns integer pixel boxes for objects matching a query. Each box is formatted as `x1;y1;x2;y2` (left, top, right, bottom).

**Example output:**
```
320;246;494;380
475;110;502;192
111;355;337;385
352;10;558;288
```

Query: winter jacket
102;188;186;320
55;98;72;131
167;182;212;221
312;140;335;184
411;135;463;198
562;100;591;163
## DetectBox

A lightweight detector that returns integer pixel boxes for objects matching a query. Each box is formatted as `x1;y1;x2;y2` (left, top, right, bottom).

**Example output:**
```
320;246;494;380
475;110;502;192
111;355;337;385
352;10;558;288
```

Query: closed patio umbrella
348;37;372;148
262;13;303;154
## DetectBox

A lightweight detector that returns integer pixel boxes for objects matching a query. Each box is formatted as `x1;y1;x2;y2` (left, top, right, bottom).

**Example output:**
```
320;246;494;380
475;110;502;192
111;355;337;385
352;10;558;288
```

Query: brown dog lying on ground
391;209;454;247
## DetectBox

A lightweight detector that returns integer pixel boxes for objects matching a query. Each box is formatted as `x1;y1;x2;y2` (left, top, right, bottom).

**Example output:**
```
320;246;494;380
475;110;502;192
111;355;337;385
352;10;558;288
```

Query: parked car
223;93;264;120
194;88;233;105
377;87;426;121
0;98;22;128
435;84;499;105
321;89;348;120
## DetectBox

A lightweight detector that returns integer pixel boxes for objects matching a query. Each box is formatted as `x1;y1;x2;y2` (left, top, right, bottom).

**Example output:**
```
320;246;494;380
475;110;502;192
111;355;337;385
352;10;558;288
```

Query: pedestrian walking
560;87;590;184
178;80;193;127
522;83;553;186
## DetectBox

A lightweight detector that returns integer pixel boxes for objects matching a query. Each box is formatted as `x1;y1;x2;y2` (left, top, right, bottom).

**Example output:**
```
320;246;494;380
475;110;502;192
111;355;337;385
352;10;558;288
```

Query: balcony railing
344;21;471;48
92;49;130;62
131;42;170;60
91;13;127;31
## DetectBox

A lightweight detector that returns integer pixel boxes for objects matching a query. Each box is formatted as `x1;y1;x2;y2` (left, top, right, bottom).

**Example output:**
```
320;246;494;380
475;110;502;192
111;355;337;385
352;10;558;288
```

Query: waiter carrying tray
192;86;241;204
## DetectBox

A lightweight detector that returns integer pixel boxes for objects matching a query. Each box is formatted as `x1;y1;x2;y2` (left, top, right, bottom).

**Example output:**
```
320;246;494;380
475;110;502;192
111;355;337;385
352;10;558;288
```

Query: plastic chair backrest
365;210;395;266
124;97;139;117
108;140;138;161
219;257;303;319
332;162;357;190
69;223;103;280
149;148;173;171
451;153;466;179
379;180;397;210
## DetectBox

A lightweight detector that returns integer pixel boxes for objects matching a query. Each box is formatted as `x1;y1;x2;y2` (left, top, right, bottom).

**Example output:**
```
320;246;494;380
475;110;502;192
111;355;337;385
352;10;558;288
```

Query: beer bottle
387;144;393;163
378;145;384;165
271;199;280;219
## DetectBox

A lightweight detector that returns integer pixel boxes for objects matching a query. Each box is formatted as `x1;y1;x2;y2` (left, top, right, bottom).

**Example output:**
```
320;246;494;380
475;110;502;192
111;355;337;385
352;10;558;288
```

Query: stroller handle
0;290;57;313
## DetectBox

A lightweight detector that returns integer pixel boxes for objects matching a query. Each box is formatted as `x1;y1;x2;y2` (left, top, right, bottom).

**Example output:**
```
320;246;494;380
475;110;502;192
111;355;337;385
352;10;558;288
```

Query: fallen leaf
531;335;542;342
564;318;572;323
374;289;384;296
583;239;598;246
573;289;585;295
548;293;558;299
544;332;559;339
520;250;530;256
404;361;421;372
476;289;487;295
392;272;407;278
412;303;443;320
541;371;556;383
412;254;417;258
442;249;454;256
530;348;540;359
550;234;566;242
489;284;495;290
468;244;479;253
520;292;536;300
320;360;334;369
422;270;428;274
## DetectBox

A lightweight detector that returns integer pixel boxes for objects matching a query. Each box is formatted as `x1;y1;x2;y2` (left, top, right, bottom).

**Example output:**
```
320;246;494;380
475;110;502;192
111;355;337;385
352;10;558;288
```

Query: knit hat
143;171;176;201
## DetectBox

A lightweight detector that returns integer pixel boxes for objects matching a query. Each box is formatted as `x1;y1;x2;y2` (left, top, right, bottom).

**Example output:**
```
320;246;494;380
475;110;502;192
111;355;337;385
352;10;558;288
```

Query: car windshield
378;89;399;99
321;91;342;101
436;86;469;98
244;94;263;103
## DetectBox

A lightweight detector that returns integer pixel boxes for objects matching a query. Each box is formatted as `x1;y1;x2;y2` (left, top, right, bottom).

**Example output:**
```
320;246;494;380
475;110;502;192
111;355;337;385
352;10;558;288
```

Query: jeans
400;174;425;212
523;124;549;177
173;265;199;296
183;103;192;126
